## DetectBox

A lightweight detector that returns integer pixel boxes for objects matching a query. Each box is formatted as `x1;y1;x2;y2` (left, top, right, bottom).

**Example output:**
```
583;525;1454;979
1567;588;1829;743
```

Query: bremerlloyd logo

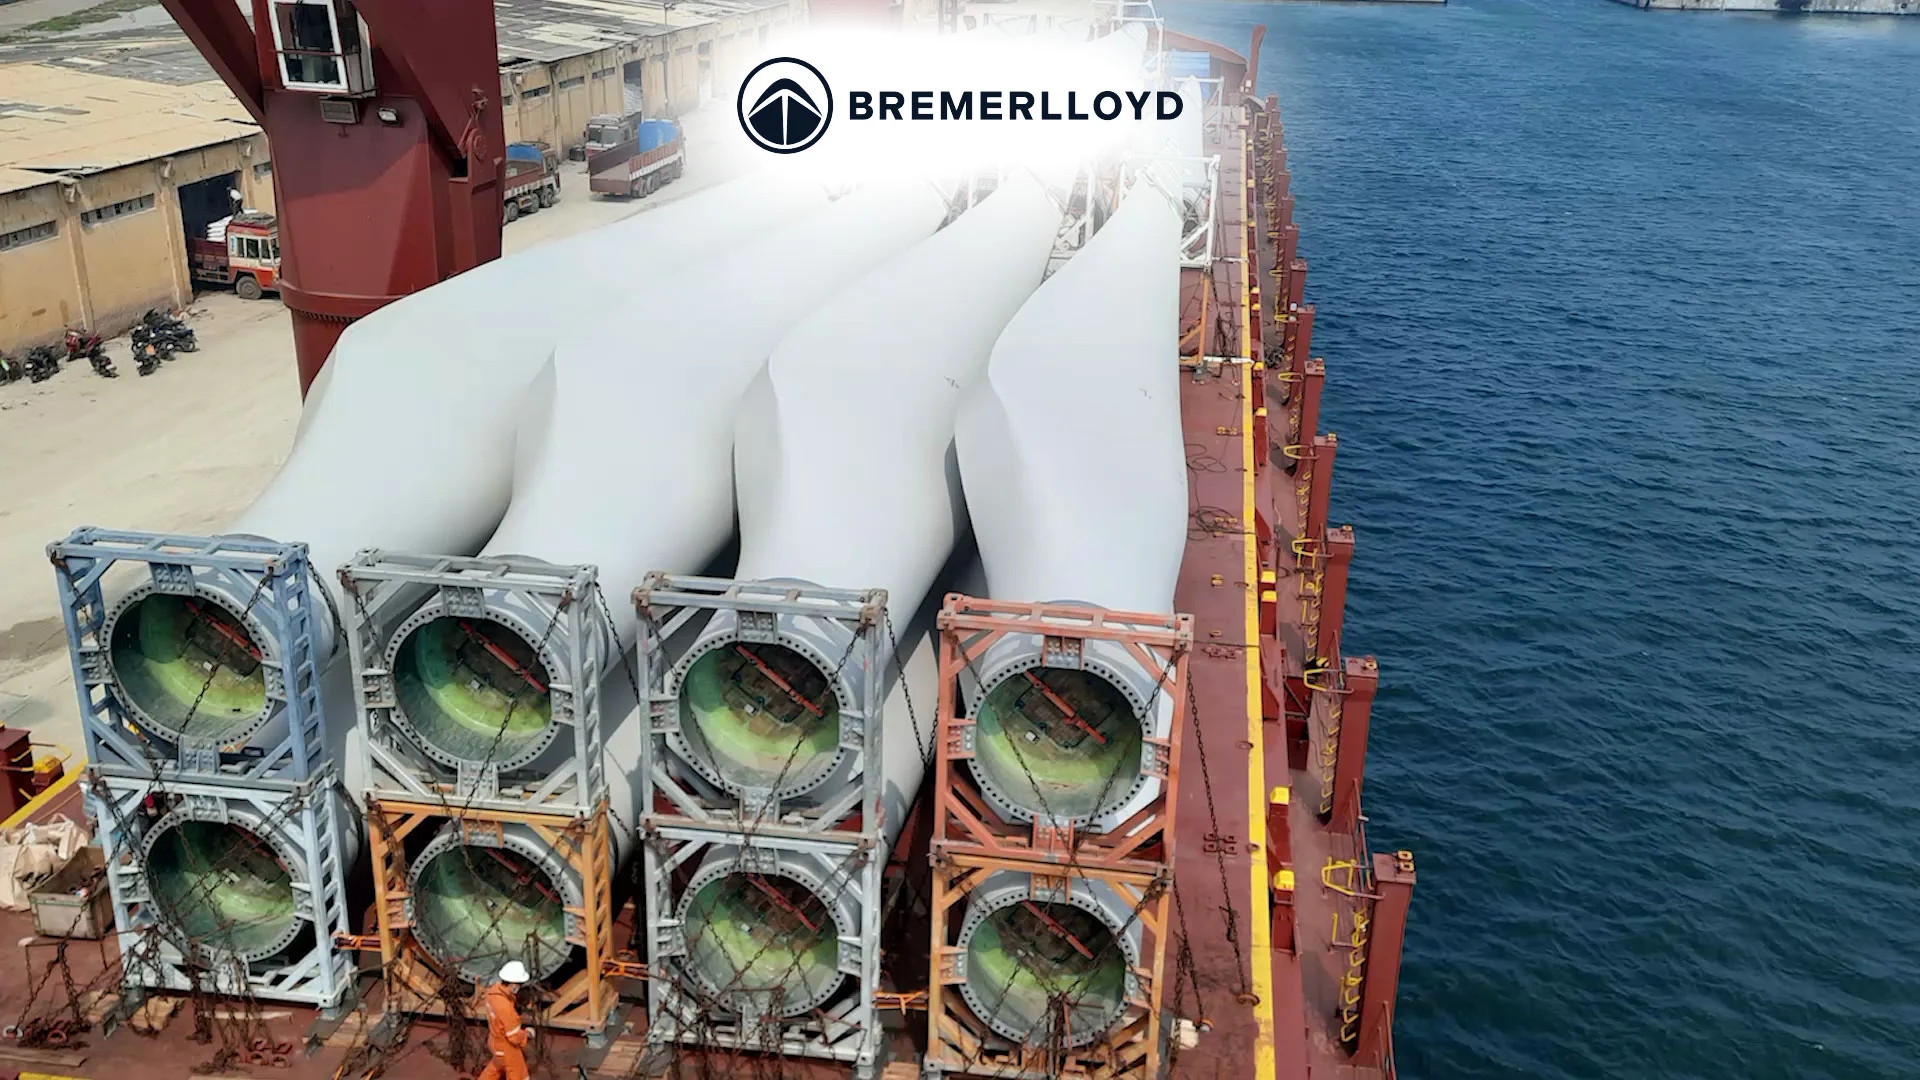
733;45;1190;158
738;57;834;154
847;89;1186;123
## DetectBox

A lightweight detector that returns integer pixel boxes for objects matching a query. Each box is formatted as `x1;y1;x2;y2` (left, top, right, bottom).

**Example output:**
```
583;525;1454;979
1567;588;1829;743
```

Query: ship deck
0;31;1401;1080
1164;41;1396;1080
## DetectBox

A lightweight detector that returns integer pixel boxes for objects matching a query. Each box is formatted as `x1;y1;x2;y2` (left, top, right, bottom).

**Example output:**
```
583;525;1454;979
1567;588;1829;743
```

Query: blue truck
585;116;685;199
503;141;561;223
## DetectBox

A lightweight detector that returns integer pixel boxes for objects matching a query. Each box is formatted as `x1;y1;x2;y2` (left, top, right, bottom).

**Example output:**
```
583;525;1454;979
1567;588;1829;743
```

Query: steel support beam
1306;432;1337;545
1328;656;1378;834
1355;850;1416;1067
351;0;497;165
1295;357;1325;467
1285;304;1314;388
1317;526;1355;664
1265;784;1294;954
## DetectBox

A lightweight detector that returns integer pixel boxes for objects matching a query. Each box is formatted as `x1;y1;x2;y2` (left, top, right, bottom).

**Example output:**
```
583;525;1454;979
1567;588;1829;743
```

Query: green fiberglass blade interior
393;616;553;765
965;901;1127;1045
682;872;840;1015
973;668;1143;820
109;595;268;743
679;643;840;793
147;820;296;959
413;845;569;983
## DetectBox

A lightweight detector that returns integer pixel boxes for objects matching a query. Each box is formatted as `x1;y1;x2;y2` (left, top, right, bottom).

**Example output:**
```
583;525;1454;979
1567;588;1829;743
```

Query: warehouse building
0;0;801;356
0;66;273;354
497;0;803;150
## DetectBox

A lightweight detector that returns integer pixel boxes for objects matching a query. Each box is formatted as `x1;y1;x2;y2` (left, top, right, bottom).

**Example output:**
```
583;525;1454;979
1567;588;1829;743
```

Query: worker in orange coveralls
478;960;532;1080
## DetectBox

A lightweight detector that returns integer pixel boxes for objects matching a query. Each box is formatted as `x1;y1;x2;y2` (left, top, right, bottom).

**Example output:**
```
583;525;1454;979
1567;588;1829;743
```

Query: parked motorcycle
129;325;173;368
140;309;196;353
23;345;60;383
65;326;114;377
131;336;166;376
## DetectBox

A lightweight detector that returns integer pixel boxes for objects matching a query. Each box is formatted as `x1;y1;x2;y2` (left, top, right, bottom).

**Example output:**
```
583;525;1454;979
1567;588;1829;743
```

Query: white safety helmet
500;960;531;984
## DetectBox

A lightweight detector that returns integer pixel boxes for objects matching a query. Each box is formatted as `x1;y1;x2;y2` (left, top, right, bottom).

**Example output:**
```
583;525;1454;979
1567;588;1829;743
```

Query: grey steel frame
631;573;892;1076
639;824;887;1078
49;528;331;782
340;551;609;816
85;768;357;1011
630;573;888;832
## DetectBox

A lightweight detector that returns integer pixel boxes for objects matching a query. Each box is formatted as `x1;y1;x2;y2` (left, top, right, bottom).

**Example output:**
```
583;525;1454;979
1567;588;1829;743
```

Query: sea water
1163;2;1920;1076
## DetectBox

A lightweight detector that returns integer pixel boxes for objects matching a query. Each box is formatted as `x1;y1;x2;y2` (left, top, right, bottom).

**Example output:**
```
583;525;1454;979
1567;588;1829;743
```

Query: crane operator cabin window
269;0;374;95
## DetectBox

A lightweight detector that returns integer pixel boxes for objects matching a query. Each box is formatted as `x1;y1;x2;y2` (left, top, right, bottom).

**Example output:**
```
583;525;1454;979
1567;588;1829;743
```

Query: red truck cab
189;211;280;300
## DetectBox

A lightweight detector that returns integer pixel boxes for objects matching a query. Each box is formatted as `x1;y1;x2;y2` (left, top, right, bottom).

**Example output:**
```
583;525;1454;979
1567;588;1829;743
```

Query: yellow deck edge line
1;760;83;830
1240;150;1278;1077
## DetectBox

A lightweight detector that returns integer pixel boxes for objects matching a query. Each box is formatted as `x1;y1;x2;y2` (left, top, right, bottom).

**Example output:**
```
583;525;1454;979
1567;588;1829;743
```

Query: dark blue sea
1162;2;1920;1076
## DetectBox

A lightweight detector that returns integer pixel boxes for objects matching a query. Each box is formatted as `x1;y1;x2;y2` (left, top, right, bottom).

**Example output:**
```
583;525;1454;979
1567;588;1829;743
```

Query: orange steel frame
923;597;1187;1077
928;596;1192;875
359;796;618;1034
923;858;1170;1080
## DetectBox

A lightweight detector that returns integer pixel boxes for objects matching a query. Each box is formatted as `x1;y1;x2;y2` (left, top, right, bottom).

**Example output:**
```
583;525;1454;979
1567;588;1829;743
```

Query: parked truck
587;117;685;199
189;211;280;300
504;141;561;223
583;111;642;158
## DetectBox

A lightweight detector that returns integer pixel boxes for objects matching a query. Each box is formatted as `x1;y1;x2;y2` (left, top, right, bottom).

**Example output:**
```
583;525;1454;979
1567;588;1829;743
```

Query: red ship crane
160;0;506;395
